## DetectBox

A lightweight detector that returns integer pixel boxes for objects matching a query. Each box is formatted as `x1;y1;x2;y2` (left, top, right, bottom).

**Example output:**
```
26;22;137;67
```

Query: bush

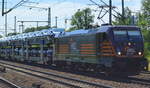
142;30;150;62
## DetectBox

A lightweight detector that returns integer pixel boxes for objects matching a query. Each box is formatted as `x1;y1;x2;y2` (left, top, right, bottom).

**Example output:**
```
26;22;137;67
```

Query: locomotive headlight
138;52;142;55
118;52;121;55
128;42;131;46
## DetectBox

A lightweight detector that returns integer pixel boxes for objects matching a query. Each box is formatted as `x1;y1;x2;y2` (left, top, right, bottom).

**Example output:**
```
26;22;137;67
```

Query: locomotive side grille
58;44;69;54
80;44;94;46
80;52;96;54
80;46;94;49
101;41;115;56
80;44;96;55
80;50;96;52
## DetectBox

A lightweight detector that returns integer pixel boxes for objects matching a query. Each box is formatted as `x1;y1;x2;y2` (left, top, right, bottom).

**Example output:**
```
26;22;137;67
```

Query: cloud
124;0;132;2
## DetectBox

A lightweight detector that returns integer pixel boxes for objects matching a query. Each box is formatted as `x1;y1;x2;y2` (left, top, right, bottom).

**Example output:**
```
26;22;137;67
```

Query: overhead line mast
109;0;112;25
122;0;125;24
2;0;4;16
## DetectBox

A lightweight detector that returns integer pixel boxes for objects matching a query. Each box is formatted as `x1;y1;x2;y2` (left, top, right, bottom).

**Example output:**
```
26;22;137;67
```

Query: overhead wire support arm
2;0;29;16
99;0;122;17
89;0;122;24
17;21;48;22
20;5;51;27
89;0;112;23
89;0;109;20
90;0;119;16
98;10;109;19
21;5;48;10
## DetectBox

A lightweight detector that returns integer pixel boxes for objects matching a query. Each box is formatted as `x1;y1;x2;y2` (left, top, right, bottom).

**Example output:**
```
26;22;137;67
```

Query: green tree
142;0;150;15
0;35;3;38
113;7;132;25
24;27;36;33
140;0;150;61
137;13;148;29
70;8;94;31
24;26;50;33
140;0;150;29
7;33;20;37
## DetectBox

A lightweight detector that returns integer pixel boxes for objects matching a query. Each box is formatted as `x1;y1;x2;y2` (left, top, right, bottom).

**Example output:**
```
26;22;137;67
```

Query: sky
0;0;142;36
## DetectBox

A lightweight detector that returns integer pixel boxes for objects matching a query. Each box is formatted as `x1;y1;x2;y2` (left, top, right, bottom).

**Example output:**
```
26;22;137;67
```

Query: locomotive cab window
113;29;142;41
128;30;140;36
113;30;128;40
127;30;142;40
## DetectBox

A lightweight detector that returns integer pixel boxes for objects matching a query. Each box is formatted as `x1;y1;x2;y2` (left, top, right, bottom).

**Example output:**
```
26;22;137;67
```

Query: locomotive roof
57;25;139;37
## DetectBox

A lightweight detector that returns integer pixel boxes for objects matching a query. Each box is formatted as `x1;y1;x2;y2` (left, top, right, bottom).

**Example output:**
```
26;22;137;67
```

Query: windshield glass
128;30;142;40
113;30;128;40
128;30;141;36
113;29;142;41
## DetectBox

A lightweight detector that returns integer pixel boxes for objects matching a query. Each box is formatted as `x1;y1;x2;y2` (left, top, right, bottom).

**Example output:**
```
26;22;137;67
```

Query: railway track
0;77;21;88
141;71;150;74
0;61;114;88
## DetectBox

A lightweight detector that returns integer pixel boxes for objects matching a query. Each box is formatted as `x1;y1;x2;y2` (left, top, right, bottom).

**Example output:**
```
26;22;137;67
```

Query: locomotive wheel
47;60;52;65
104;67;117;77
71;64;79;71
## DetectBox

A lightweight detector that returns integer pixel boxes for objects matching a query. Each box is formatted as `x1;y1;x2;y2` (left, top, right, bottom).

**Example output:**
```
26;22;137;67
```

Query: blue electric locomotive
55;25;147;74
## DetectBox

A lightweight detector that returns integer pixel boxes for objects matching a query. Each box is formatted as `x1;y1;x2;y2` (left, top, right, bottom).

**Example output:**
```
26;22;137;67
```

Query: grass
147;56;150;62
148;62;150;71
147;57;150;71
145;56;150;71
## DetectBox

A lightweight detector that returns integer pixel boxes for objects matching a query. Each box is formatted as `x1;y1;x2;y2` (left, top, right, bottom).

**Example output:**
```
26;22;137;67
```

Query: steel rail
0;64;81;88
0;61;114;88
0;77;21;88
